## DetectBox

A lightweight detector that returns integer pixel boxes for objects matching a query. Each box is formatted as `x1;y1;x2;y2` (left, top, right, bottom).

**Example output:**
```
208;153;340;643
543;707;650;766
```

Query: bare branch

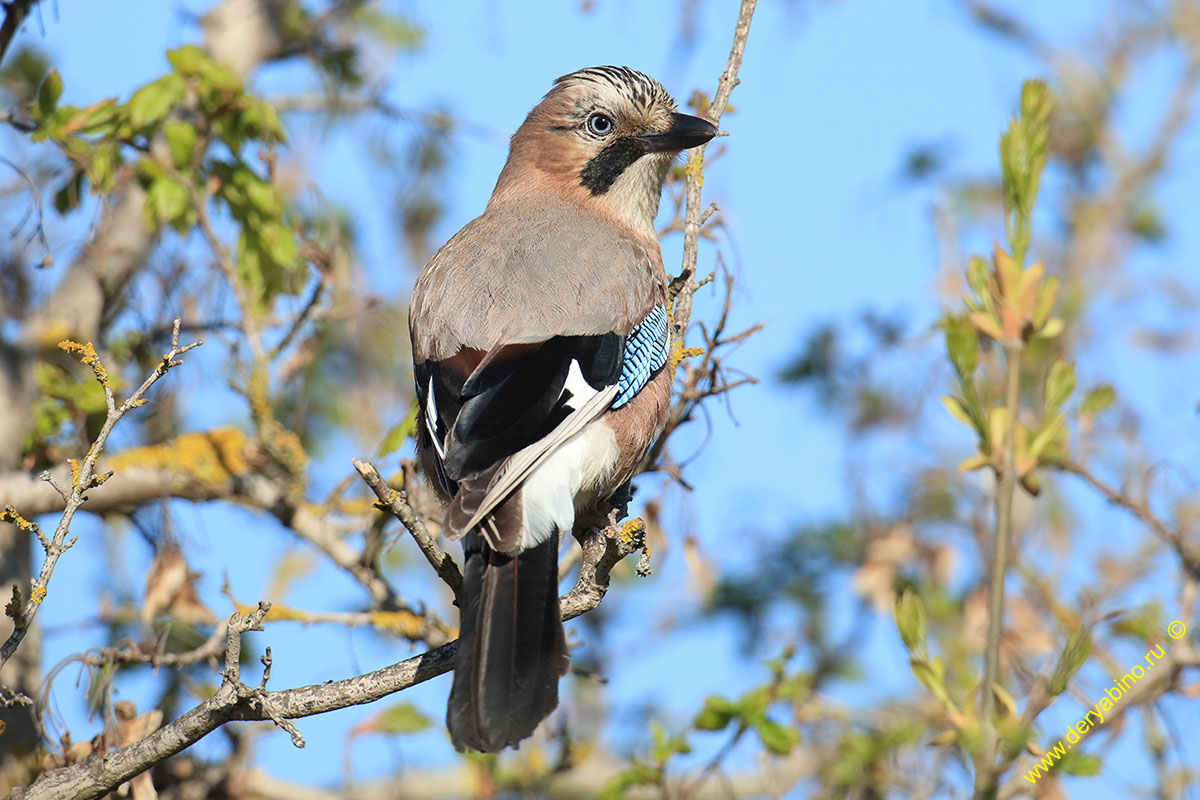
9;500;660;800
352;459;462;600
0;155;50;261
0;319;202;671
0;0;40;65
1057;459;1200;578
674;0;756;328
75;621;228;670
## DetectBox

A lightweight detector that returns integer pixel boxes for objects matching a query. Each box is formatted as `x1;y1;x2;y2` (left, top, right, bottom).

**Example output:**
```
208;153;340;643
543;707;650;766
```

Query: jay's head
492;66;719;236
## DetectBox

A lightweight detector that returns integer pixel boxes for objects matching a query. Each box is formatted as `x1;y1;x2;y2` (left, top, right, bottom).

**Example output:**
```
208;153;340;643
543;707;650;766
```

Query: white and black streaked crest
552;66;676;113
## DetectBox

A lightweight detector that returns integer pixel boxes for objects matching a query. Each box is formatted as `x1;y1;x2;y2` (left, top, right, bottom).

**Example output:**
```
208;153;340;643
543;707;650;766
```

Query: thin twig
11;512;650;799
269;277;325;361
0;318;202;671
0;0;41;65
187;179;266;360
976;338;1022;797
0;154;51;260
76;621;229;669
674;0;756;327
1057;459;1200;578
353;459;463;600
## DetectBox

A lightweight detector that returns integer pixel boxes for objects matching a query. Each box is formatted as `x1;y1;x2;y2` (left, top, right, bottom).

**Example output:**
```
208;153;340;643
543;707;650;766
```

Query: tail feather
447;528;568;752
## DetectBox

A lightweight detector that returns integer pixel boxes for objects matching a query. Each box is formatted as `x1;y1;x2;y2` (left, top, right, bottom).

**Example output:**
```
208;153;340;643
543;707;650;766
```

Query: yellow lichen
29;585;46;604
303;496;374;518
5;586;24;627
68;458;81;487
369;610;431;637
110;427;251;485
234;599;309;623
616;517;646;545
669;342;704;369
684;150;705;187
58;340;109;386
268;428;309;479
1;506;34;531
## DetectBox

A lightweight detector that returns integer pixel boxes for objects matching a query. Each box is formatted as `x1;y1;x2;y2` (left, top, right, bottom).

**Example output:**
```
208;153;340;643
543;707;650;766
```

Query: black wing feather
418;332;624;485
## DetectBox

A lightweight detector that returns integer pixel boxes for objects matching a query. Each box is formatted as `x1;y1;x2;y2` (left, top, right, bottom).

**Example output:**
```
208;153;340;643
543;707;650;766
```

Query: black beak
636;112;719;153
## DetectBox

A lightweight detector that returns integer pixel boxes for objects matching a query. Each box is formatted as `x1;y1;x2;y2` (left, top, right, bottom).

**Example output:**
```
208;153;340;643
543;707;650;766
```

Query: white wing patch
462;359;618;535
423;377;445;459
519;420;619;550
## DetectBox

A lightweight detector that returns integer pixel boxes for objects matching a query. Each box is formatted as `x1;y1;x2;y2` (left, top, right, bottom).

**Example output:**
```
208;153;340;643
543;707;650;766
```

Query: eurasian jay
408;65;717;753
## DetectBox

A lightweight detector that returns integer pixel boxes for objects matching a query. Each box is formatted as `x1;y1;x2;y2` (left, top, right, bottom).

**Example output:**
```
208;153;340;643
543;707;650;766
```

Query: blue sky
12;0;1200;796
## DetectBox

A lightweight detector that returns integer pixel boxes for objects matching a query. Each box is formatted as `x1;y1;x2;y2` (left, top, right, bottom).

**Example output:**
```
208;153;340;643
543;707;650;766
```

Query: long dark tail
447;528;568;752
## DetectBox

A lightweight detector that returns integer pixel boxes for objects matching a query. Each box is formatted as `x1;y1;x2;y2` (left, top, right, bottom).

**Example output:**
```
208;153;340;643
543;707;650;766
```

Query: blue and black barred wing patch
612;304;670;409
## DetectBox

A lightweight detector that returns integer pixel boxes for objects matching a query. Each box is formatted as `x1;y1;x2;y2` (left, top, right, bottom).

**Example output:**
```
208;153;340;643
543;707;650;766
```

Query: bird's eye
587;113;614;136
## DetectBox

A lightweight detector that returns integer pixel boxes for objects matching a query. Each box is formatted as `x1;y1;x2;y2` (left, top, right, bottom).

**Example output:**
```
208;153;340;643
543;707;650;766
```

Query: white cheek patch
601;152;673;240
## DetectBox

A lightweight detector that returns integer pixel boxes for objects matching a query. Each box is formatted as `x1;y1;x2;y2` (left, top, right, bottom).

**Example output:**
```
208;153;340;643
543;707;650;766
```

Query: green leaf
894;589;926;650
68;98;121;136
167;45;240;92
752;717;800;755
1020;79;1053;153
736;686;769;719
1080;384;1115;416
53;171;85;214
1056;751;1101;776
910;656;955;709
235;218;302;307
941;395;974;429
146;176;189;228
1112;603;1165;641
163;120;198;168
648;720;690;764
377;403;419;457
37;69;63;118
245;175;281;216
373;702;431;734
166;45;206;75
693;695;738;731
1048;628;1091;696
944;314;977;380
236;229;265;302
1027;412;1065;463
356;8;425;49
87;143;120;194
967;255;988;304
600;762;658;800
1044;359;1075;415
242;97;286;142
129;73;184;128
33;363;107;415
1033;275;1059;329
1036;317;1064;339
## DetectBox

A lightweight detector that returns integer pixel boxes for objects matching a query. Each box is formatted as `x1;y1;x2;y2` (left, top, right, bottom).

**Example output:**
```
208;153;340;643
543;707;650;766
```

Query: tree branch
673;0;756;333
1057;459;1200;578
9;506;647;800
976;338;1022;795
352;459;462;601
0;319;202;672
0;0;40;65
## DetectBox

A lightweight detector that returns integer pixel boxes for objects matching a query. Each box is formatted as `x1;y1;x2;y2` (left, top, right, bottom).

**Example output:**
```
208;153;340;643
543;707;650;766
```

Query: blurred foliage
694;4;1200;796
